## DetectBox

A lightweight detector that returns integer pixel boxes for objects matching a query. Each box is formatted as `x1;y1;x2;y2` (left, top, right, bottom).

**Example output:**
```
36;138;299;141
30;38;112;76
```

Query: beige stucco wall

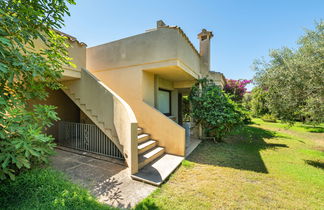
142;72;155;106
208;71;226;88
66;40;86;71
33;35;86;80
88;65;185;156
87;28;200;78
85;25;230;156
63;69;139;173
30;89;80;140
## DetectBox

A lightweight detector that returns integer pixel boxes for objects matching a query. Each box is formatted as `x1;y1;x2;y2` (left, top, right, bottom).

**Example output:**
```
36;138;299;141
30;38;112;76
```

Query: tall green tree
253;21;324;124
0;0;75;180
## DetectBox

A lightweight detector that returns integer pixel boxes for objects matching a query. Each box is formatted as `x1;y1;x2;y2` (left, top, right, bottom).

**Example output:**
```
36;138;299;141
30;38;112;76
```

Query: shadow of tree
91;176;133;209
188;125;288;173
305;160;324;170
301;126;324;133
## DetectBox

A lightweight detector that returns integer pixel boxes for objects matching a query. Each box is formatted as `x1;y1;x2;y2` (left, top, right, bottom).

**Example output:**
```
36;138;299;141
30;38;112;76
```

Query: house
44;20;225;185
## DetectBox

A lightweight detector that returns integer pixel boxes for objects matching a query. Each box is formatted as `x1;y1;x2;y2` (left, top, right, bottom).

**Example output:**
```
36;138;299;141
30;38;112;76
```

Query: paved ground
50;149;156;209
186;137;202;157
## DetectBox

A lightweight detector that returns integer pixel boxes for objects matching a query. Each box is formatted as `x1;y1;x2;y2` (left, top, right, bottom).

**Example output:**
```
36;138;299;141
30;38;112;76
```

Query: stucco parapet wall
209;71;226;87
62;67;81;79
87;27;201;77
158;25;200;57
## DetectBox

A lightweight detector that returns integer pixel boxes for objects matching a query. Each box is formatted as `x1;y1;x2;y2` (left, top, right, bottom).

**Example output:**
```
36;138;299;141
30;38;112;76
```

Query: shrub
261;114;277;123
0;103;59;180
242;92;252;111
135;198;159;210
189;78;246;140
224;79;252;102
0;168;113;209
182;96;191;122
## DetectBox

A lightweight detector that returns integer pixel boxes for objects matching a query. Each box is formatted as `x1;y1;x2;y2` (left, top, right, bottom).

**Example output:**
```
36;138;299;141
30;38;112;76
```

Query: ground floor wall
91;67;186;156
30;89;80;140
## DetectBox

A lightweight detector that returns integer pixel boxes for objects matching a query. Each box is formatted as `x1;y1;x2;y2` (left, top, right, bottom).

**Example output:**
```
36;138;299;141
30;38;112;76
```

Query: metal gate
58;121;124;160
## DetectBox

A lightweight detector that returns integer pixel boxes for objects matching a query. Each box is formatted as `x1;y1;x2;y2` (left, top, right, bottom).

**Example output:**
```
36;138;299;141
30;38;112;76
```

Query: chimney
157;20;166;28
198;29;213;74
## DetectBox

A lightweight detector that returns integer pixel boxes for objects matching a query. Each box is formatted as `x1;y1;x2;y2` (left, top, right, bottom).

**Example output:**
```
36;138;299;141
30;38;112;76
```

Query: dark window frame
158;88;172;116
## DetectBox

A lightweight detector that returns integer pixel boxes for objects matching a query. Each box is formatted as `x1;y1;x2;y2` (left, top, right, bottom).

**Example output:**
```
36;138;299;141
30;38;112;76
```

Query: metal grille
58;121;124;160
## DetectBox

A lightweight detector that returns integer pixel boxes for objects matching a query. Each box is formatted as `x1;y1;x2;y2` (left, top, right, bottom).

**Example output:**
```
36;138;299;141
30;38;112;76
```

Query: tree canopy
253;21;324;124
0;0;75;180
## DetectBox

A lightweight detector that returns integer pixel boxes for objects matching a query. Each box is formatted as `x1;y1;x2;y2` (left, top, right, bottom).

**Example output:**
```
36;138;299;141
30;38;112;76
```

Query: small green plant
135;198;159;210
182;160;195;168
261;114;277;123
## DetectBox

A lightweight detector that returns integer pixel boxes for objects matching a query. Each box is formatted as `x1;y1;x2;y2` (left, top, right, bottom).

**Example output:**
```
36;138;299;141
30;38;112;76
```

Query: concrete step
132;154;184;186
137;127;144;135
138;146;164;169
137;133;150;144
138;140;157;154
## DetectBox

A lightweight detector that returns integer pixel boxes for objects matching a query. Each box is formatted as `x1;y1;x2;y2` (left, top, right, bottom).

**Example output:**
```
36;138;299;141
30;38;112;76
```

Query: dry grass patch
136;120;324;210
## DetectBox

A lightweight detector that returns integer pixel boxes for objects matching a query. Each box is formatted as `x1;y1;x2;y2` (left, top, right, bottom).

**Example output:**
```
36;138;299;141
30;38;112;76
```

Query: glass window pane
157;90;170;114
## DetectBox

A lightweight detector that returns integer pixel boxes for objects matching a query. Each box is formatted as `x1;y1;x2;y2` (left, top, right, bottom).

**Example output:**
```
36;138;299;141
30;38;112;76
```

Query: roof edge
53;29;87;47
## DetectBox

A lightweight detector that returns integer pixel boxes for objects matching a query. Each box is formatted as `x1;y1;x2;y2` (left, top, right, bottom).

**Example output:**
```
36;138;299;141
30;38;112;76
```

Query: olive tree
253;21;324;125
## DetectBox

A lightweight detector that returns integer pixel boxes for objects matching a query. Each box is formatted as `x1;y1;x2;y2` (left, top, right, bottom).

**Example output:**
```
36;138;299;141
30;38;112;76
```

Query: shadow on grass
305;160;324;170
301;126;324;133
188;125;288;174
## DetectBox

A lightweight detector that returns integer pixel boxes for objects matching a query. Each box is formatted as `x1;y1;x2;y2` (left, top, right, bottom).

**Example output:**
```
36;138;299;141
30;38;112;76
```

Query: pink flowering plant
224;79;252;102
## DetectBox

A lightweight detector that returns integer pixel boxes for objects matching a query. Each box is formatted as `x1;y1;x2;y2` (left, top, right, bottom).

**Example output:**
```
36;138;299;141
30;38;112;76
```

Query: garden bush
261;113;277;123
224;79;251;102
189;78;246;140
0;168;113;209
0;104;59;180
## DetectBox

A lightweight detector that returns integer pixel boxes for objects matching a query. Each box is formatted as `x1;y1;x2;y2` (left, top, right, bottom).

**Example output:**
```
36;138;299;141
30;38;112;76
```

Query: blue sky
62;0;323;90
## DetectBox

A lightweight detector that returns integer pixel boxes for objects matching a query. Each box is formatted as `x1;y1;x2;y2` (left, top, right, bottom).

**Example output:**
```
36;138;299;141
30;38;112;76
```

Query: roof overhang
143;59;199;83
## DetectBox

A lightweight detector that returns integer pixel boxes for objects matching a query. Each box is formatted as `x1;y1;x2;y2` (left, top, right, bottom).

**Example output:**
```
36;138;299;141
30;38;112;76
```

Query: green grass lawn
1;119;323;210
136;119;324;210
0;168;115;210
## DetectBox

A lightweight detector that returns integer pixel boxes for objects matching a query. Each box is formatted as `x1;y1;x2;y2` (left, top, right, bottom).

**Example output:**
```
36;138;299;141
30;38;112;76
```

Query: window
157;88;171;116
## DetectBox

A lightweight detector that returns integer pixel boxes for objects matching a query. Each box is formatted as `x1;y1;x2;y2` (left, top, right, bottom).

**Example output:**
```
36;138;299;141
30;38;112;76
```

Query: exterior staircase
61;69;184;185
137;127;165;169
62;68;138;174
132;127;184;186
62;80;122;152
